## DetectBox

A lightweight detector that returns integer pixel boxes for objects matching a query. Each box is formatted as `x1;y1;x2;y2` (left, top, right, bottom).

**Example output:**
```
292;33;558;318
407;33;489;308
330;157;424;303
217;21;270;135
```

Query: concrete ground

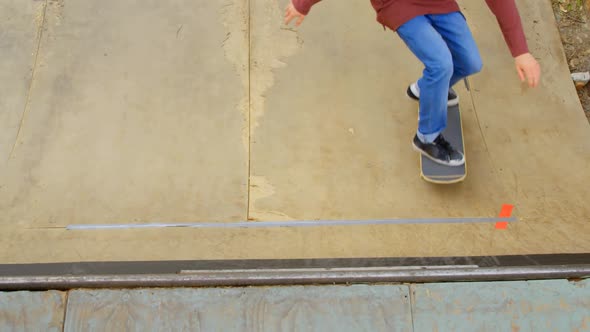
1;280;589;331
0;0;589;264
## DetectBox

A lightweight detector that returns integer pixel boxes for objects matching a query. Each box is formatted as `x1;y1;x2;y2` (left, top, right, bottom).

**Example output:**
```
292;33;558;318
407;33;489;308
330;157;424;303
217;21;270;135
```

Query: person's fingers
534;65;541;87
527;65;540;88
526;67;534;87
517;66;526;83
296;15;305;26
285;12;295;25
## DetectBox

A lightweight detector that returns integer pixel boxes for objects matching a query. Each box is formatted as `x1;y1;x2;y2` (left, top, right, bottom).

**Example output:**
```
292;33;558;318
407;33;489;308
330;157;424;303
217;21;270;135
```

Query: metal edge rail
1;265;589;290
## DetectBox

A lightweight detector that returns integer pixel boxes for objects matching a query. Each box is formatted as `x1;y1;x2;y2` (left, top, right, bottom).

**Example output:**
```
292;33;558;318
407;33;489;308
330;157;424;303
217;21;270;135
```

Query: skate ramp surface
0;0;588;264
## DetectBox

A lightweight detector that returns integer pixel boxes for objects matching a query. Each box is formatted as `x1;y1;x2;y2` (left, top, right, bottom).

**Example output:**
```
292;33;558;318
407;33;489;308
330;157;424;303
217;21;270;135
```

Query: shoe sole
447;98;459;107
406;89;460;107
412;141;465;167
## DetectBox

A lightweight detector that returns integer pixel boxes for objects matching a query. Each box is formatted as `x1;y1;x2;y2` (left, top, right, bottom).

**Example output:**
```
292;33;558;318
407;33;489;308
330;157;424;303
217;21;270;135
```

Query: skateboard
419;104;466;184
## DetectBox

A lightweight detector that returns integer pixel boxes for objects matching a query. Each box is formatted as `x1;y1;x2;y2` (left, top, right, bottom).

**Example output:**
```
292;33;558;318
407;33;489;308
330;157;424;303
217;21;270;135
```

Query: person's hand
285;2;305;27
515;53;541;88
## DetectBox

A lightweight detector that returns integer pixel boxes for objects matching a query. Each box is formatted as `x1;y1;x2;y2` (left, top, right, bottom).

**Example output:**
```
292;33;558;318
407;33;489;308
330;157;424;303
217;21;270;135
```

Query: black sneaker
412;134;465;166
407;83;459;107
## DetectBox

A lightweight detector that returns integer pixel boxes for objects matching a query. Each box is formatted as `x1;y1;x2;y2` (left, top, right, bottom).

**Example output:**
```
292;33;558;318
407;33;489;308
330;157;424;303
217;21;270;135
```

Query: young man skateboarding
285;0;541;167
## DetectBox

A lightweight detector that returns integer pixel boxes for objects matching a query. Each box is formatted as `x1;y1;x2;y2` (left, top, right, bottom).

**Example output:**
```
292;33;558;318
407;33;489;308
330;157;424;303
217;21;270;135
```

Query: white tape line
67;217;517;230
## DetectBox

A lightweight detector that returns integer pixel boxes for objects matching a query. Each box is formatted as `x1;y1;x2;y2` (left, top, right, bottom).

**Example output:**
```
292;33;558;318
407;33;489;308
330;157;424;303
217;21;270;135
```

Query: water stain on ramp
249;175;294;221
250;0;304;138
220;0;250;151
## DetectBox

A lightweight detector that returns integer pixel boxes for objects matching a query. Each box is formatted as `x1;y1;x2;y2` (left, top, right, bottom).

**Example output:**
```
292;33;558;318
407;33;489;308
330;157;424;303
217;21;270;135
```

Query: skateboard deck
420;105;466;184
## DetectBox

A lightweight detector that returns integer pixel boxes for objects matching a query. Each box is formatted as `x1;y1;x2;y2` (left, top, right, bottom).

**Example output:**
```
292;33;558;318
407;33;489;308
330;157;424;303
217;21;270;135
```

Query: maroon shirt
292;0;529;57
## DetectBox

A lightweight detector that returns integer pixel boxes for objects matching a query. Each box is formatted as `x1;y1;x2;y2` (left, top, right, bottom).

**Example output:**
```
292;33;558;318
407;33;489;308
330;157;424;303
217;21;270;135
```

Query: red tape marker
495;204;514;230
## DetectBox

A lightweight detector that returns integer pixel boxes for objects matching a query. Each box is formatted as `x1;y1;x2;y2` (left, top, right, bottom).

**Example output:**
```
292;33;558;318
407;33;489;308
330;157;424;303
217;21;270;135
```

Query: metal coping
1;254;588;290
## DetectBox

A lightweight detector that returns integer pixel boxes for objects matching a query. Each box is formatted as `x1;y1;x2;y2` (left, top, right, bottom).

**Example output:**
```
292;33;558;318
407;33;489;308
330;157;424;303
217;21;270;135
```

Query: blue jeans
397;12;482;143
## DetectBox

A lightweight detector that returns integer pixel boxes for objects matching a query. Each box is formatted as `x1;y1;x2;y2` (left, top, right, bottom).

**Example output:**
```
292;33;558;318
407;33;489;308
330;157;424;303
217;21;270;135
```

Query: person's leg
429;12;483;88
397;16;453;143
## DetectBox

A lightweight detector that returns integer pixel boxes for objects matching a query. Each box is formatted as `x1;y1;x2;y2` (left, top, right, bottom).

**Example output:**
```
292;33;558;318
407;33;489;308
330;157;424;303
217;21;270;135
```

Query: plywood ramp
0;0;249;226
0;0;45;167
0;0;588;263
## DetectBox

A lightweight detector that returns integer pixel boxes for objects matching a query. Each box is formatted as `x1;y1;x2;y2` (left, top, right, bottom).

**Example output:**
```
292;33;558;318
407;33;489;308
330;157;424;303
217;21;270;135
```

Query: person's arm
485;0;528;57
485;0;541;87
